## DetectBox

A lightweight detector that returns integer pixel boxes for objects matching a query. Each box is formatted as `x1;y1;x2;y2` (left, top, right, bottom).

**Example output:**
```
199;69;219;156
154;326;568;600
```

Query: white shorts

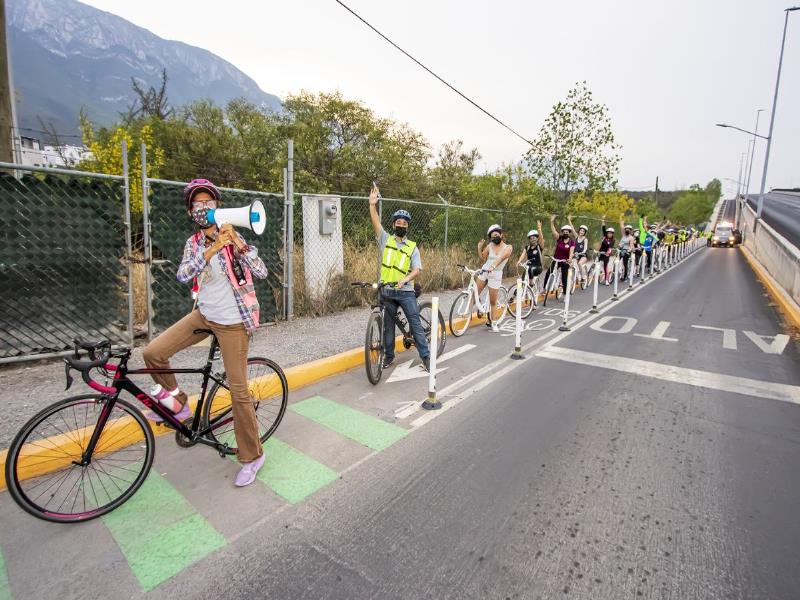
477;270;503;290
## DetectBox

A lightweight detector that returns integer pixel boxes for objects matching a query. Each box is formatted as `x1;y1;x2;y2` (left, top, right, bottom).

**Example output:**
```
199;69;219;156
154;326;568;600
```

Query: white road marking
397;247;707;428
691;324;738;350
633;320;678;342
537;346;800;405
590;316;637;334
743;330;790;355
386;344;475;383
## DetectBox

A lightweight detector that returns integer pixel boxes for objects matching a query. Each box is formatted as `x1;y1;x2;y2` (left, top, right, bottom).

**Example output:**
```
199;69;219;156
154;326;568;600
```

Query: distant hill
7;0;282;138
622;189;682;213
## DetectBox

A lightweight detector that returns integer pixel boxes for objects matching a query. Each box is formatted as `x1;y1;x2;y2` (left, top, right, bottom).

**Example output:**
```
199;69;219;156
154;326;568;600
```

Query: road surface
1;243;798;600
745;191;800;247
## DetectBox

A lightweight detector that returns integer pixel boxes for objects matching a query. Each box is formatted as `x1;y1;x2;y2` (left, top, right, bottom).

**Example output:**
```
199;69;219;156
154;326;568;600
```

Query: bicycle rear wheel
449;292;473;337
203;357;289;452
5;395;154;523
418;300;446;357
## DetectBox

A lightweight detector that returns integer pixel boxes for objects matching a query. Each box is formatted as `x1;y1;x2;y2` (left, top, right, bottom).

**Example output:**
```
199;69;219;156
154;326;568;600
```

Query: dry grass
291;242;477;317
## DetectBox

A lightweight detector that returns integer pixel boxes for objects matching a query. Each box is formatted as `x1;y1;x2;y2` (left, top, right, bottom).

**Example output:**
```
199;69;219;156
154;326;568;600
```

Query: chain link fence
1;140;616;362
145;180;284;333
0;164;131;361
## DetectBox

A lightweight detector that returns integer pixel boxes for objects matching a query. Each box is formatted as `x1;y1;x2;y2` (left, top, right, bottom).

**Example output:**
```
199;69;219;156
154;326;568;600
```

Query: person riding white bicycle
567;215;589;287
548;215;575;298
619;222;635;281
599;219;616;285
516;220;544;284
477;224;513;331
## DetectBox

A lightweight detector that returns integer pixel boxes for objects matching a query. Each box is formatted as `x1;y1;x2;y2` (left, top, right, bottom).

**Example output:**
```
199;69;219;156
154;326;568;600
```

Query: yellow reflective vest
380;236;417;284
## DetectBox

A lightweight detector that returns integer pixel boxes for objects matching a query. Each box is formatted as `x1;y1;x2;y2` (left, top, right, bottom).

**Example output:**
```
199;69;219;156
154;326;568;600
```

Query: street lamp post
744;109;764;198
756;6;799;219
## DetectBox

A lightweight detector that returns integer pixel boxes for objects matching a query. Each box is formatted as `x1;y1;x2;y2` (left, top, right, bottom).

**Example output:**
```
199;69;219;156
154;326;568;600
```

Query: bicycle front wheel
418;300;446;357
364;310;384;384
5;395;154;523
204;357;289;452
507;284;535;319
542;273;554;307
449;292;473;337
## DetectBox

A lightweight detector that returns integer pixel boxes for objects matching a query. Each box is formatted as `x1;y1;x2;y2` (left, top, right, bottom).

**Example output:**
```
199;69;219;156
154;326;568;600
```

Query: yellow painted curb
739;246;800;330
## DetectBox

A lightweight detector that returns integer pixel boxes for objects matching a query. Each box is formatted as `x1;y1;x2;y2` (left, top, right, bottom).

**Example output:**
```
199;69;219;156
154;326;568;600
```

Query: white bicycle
506;261;540;319
541;257;571;307
449;265;509;337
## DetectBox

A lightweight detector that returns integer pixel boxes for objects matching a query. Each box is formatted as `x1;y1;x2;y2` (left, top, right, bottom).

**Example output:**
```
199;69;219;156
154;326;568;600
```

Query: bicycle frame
461;267;492;313
77;341;233;463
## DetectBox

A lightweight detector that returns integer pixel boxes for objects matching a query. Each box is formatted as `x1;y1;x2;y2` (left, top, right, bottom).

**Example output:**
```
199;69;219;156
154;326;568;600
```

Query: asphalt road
745;192;800;247
718;197;736;224
154;249;797;599
2;245;798;600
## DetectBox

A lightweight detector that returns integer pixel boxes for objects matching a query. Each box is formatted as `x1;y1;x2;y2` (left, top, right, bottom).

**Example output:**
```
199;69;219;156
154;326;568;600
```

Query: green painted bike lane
0;393;410;597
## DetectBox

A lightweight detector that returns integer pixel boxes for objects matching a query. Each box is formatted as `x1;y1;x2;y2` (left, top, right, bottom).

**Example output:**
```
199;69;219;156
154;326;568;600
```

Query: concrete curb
740;245;800;330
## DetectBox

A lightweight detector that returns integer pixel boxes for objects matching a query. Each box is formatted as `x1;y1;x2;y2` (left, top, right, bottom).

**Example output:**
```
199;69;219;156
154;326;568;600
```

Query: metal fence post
282;167;288;318
121;140;135;347
140;142;154;341
438;194;449;288
285;140;295;320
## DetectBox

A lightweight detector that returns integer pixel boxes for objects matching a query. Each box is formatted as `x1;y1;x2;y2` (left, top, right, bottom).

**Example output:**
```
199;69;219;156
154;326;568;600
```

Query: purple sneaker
235;454;266;487
145;403;191;424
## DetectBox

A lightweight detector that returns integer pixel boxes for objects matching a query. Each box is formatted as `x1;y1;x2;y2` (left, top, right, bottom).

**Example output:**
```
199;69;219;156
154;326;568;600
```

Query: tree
79;113;164;213
125;69;172;121
634;197;664;223
567;190;634;222
525;81;621;200
668;184;715;226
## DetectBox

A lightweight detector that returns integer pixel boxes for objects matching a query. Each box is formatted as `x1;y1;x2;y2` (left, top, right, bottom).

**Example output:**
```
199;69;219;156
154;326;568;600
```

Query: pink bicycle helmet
183;178;221;210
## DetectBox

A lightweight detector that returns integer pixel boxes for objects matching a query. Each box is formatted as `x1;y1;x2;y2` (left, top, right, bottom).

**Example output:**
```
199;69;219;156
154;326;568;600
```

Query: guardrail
740;200;800;311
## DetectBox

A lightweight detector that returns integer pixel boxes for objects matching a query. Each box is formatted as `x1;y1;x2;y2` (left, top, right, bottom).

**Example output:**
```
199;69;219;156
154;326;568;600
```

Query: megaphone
207;200;266;235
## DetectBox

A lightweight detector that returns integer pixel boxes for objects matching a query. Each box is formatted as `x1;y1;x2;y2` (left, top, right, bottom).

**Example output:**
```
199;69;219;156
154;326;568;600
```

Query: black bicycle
4;332;287;523
352;282;446;385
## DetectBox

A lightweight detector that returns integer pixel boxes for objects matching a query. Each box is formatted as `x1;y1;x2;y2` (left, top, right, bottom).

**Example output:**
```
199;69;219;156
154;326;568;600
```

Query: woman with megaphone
141;178;269;487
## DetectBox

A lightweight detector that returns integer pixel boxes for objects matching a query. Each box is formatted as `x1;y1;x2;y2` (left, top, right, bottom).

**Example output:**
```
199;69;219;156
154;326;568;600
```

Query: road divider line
537;346;800;405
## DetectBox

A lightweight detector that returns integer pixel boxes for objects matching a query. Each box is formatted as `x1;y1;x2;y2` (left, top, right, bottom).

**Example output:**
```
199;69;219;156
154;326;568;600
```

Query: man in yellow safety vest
369;184;430;371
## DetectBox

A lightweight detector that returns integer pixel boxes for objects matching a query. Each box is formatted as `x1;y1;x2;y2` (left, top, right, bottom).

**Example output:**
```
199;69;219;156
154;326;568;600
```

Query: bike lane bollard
422;296;442;410
628;254;635;291
639;251;646;285
511;278;525;360
559;268;572;331
590;261;600;313
612;256;620;301
648;249;655;279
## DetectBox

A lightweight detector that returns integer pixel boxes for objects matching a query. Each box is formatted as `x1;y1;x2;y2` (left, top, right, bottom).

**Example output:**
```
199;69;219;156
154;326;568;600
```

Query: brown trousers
142;310;262;463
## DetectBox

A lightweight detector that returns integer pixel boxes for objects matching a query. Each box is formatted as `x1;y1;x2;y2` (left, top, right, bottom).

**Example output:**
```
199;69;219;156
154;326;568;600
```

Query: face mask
192;207;211;228
491;236;502;244
394;226;407;238
562;233;570;239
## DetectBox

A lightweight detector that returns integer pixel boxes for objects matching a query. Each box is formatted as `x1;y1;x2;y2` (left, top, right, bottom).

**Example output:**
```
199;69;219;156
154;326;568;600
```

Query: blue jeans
381;288;430;361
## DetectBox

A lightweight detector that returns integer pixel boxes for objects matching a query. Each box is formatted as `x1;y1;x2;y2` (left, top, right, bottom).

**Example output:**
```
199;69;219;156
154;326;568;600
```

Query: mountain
7;0;282;139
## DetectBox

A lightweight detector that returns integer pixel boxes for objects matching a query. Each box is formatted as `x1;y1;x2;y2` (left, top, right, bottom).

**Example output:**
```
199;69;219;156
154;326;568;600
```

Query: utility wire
333;0;534;147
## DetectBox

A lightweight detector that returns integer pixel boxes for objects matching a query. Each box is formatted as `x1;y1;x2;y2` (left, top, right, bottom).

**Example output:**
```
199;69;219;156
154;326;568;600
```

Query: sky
81;0;799;196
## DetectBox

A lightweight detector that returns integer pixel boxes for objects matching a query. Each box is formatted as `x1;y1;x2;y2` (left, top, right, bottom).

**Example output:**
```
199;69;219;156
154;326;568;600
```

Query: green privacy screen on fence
147;182;285;331
0;171;129;359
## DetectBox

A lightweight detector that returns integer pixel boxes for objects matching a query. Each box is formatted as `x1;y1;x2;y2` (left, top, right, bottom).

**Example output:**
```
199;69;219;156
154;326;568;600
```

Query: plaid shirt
177;234;268;333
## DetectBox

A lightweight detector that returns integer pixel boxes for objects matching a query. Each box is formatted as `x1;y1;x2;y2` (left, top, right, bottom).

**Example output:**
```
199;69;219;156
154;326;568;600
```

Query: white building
17;136;92;168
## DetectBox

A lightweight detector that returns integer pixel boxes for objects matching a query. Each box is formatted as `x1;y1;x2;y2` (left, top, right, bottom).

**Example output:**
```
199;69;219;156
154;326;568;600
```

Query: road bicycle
585;254;602;288
5;334;288;523
448;265;509;337
605;249;622;285
506;261;539;319
572;255;590;291
353;282;446;385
